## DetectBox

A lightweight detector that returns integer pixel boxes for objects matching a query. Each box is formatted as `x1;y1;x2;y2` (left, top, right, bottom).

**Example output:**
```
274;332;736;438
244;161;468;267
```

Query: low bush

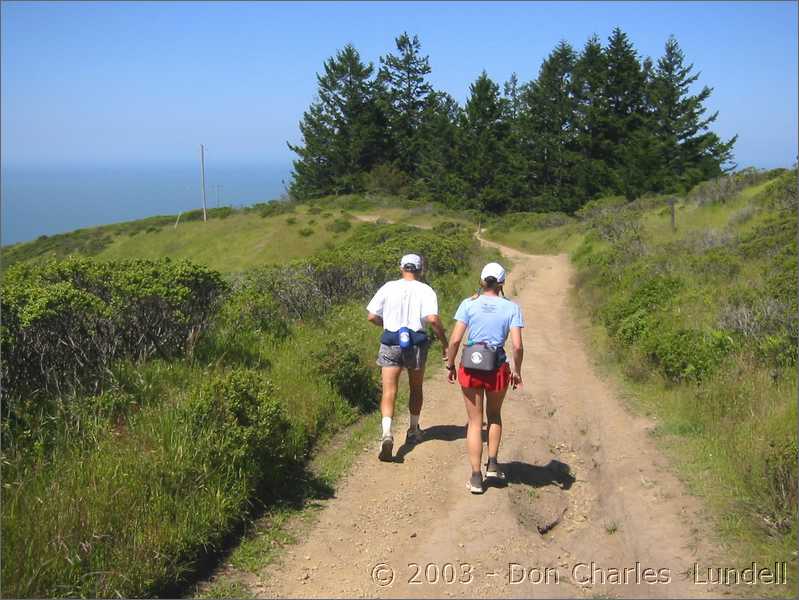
642;327;734;382
314;339;379;413
325;218;352;233
298;227;314;237
1;257;227;412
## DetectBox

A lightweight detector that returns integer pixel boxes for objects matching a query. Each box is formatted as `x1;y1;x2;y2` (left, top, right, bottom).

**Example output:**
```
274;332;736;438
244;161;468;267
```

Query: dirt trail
256;239;721;598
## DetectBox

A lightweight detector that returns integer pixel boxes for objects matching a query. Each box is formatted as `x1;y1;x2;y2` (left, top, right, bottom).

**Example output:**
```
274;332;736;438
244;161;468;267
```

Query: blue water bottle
398;326;412;349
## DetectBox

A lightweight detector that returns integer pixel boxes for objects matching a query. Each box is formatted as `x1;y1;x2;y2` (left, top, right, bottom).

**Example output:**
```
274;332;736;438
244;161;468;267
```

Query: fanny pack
381;329;429;348
462;342;507;372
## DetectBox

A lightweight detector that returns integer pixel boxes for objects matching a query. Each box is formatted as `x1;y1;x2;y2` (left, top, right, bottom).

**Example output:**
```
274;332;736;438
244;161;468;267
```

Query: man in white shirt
366;253;448;461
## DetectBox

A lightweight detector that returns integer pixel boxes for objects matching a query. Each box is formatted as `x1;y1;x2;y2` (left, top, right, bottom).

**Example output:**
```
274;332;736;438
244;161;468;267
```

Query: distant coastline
1;162;291;246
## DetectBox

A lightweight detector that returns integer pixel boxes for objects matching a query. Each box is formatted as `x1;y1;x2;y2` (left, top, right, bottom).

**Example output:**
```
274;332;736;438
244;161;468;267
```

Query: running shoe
378;434;394;462
405;425;423;445
486;458;506;482
468;472;484;494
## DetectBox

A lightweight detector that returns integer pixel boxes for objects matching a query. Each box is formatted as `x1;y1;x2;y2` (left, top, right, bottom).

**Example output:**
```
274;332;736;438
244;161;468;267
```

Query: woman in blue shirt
446;262;524;494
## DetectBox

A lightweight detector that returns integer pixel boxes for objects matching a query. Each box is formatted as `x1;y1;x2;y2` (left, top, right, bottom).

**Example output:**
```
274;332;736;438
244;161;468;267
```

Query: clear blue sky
1;1;797;169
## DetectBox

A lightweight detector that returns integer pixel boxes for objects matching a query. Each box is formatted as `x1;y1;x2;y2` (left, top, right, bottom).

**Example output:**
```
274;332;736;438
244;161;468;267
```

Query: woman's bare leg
462;387;484;473
485;388;507;461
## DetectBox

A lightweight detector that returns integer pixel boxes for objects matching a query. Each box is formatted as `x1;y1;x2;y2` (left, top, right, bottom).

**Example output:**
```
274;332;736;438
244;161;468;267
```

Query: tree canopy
288;30;737;213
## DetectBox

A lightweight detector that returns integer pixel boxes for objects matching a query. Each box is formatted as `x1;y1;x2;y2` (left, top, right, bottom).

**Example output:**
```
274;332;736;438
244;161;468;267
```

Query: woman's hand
510;369;523;390
447;364;457;384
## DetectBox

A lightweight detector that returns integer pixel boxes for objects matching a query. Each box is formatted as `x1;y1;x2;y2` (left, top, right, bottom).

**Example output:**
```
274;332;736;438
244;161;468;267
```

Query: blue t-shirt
453;295;524;349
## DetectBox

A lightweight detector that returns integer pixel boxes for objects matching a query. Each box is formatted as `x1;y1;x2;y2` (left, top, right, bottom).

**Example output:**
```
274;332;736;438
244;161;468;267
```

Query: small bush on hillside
286;217;297;225
687;168;776;206
298;227;314;237
575;195;628;220
643;327;735;383
186;369;298;484
314;340;379;412
325;218;351;234
601;276;682;340
257;200;296;218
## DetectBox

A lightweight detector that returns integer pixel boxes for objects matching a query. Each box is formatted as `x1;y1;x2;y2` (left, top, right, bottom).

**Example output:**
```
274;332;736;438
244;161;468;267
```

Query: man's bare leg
406;367;425;442
379;366;402;460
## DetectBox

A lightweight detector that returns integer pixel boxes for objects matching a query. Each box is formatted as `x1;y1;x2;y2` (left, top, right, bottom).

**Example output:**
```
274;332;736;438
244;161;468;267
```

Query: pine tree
603;27;654;197
519;40;580;210
416;91;466;204
571;35;613;198
288;44;384;197
378;32;433;176
458;71;513;212
649;36;737;191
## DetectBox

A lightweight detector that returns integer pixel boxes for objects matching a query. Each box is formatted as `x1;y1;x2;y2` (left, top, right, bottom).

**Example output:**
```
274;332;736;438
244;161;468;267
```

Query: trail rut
255;239;721;598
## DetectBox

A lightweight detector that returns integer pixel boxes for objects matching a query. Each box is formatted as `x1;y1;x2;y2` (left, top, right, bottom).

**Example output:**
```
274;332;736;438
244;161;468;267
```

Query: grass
485;221;585;255
97;207;350;273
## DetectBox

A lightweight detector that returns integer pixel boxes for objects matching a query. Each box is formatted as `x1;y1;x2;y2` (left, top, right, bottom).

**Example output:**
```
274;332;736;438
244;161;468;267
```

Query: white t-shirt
366;279;439;332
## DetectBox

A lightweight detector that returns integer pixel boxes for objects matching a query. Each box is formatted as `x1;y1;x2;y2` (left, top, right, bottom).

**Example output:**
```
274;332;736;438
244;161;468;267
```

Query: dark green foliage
648;36;737;193
186;370;298;482
642;327;734;382
287;30;736;213
288;44;387;198
377;32;433;176
1;257;227;404
315;340;379;412
298;227;314;237
325;218;352;233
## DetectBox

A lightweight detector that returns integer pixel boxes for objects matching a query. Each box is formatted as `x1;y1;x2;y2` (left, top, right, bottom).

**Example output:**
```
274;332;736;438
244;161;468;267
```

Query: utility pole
199;144;207;222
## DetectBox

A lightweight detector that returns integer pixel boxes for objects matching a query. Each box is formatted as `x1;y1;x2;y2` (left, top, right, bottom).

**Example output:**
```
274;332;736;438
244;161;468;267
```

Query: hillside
2;196;477;273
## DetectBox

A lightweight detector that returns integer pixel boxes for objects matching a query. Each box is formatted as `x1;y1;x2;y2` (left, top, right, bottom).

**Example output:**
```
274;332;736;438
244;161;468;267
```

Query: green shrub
325;218;352;234
257;200;295;218
1;257;227;408
601;276;682;337
286;217;297;226
643;328;735;382
314;340;379;412
298;227;314;237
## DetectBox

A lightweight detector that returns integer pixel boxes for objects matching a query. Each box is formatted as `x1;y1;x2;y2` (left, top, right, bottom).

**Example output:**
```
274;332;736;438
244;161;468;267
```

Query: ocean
0;162;292;246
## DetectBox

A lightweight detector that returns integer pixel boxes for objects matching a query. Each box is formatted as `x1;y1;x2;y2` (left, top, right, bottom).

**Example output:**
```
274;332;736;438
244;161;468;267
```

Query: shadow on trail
502;459;575;490
394;423;466;461
165;468;334;598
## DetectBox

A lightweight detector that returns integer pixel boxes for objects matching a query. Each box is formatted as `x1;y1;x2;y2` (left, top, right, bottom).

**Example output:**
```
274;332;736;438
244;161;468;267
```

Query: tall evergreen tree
649;36;737;191
289;44;384;197
520;40;579;209
603;27;656;197
416;91;466;204
378;32;433;176
458;71;512;212
571;35;613;198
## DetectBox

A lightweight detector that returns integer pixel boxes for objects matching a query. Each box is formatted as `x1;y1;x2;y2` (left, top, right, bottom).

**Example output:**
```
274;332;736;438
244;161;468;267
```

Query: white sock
409;414;420;429
382;416;392;437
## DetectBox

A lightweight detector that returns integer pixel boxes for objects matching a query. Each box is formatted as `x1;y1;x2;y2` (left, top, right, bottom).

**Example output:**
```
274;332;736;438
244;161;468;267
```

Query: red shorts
458;362;510;392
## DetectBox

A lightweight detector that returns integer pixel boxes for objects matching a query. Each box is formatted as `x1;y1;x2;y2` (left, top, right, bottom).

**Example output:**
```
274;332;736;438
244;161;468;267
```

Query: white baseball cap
400;253;422;271
480;262;506;283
